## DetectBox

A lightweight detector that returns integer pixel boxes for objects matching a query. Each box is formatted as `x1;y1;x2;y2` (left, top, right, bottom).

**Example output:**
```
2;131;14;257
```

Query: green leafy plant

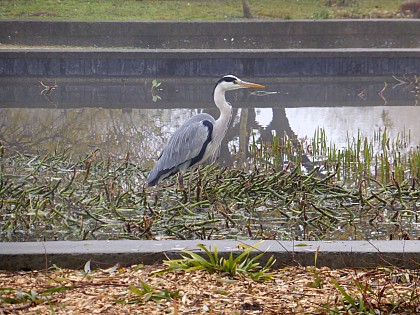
308;245;323;289
0;286;67;308
331;278;376;314
125;281;179;303
151;79;162;102
154;241;276;281
328;268;420;315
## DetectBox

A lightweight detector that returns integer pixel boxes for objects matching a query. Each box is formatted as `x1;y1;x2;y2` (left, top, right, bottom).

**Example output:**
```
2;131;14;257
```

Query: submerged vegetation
0;127;419;312
0;127;419;242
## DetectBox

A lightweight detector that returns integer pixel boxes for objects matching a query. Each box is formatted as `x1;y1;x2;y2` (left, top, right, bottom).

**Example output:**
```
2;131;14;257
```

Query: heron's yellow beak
238;80;265;89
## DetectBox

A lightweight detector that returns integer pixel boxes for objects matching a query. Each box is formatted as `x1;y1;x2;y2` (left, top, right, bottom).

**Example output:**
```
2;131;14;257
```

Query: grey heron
147;75;265;187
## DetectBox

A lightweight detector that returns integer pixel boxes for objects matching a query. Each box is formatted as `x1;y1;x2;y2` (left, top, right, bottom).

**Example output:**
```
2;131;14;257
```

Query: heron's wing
147;114;215;185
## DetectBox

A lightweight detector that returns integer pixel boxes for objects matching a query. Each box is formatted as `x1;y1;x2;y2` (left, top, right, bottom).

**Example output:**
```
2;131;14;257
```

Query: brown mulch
0;265;419;314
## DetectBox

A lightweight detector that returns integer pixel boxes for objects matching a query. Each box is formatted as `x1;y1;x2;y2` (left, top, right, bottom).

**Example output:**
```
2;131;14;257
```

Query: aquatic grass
0;129;419;242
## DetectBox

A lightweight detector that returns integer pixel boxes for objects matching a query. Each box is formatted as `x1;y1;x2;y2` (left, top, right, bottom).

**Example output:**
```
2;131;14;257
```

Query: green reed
252;127;417;187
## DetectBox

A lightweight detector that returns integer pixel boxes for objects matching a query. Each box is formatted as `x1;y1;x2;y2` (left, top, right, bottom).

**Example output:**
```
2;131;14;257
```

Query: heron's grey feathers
147;113;215;186
146;75;263;187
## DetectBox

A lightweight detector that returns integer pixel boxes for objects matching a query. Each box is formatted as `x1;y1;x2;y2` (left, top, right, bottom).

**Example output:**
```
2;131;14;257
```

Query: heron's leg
187;168;195;199
178;173;188;203
178;173;185;191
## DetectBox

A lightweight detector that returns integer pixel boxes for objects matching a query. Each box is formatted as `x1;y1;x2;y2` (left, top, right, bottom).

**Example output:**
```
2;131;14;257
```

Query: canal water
1;76;419;241
1;76;419;166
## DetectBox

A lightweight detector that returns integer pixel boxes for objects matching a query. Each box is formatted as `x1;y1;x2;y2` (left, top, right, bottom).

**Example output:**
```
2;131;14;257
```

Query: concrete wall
0;20;419;77
1;49;419;77
1;20;420;49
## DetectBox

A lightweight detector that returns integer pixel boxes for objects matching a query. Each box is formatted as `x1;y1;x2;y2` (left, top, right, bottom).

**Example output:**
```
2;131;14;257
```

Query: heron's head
215;75;265;92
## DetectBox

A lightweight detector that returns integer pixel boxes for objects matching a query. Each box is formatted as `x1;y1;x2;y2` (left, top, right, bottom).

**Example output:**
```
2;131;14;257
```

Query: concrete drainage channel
0;20;419;271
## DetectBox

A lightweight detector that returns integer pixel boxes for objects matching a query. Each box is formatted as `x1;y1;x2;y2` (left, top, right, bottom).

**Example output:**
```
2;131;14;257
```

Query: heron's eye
222;76;237;83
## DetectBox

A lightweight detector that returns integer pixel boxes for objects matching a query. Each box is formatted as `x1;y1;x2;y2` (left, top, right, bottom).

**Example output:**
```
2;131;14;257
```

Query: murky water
1;76;419;241
1;76;419;165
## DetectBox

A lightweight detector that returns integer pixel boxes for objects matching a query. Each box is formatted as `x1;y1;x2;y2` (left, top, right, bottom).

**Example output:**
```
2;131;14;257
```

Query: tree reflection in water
0;76;419;169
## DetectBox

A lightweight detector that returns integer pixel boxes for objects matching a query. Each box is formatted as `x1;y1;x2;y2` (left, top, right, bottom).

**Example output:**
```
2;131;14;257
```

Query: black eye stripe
222;75;237;83
214;75;239;92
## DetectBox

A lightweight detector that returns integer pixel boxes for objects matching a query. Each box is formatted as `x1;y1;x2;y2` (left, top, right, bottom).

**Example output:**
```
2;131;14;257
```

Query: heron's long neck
213;87;232;142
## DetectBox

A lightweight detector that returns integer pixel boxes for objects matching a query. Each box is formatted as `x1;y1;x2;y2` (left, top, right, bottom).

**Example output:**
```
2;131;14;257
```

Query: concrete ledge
1;20;419;76
1;20;420;49
1;240;419;271
1;48;419;77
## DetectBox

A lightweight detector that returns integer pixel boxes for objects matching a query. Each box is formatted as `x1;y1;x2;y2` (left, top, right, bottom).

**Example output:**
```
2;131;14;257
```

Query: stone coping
1;240;419;271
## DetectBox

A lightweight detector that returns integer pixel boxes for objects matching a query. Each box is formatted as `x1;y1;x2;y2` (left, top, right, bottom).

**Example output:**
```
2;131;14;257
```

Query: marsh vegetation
0;124;418;242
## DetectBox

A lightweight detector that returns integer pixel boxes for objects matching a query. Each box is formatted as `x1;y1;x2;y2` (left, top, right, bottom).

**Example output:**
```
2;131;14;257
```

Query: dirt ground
0;264;419;314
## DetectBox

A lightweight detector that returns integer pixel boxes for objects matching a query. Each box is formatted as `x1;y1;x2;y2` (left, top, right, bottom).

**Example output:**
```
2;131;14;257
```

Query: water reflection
287;106;420;150
1;76;418;167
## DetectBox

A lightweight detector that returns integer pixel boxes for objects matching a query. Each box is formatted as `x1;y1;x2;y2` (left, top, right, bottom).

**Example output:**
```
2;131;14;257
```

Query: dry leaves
0;265;419;314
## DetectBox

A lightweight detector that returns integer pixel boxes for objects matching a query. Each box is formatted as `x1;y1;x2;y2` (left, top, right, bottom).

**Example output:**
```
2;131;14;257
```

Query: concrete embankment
1;20;420;49
0;20;419;77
